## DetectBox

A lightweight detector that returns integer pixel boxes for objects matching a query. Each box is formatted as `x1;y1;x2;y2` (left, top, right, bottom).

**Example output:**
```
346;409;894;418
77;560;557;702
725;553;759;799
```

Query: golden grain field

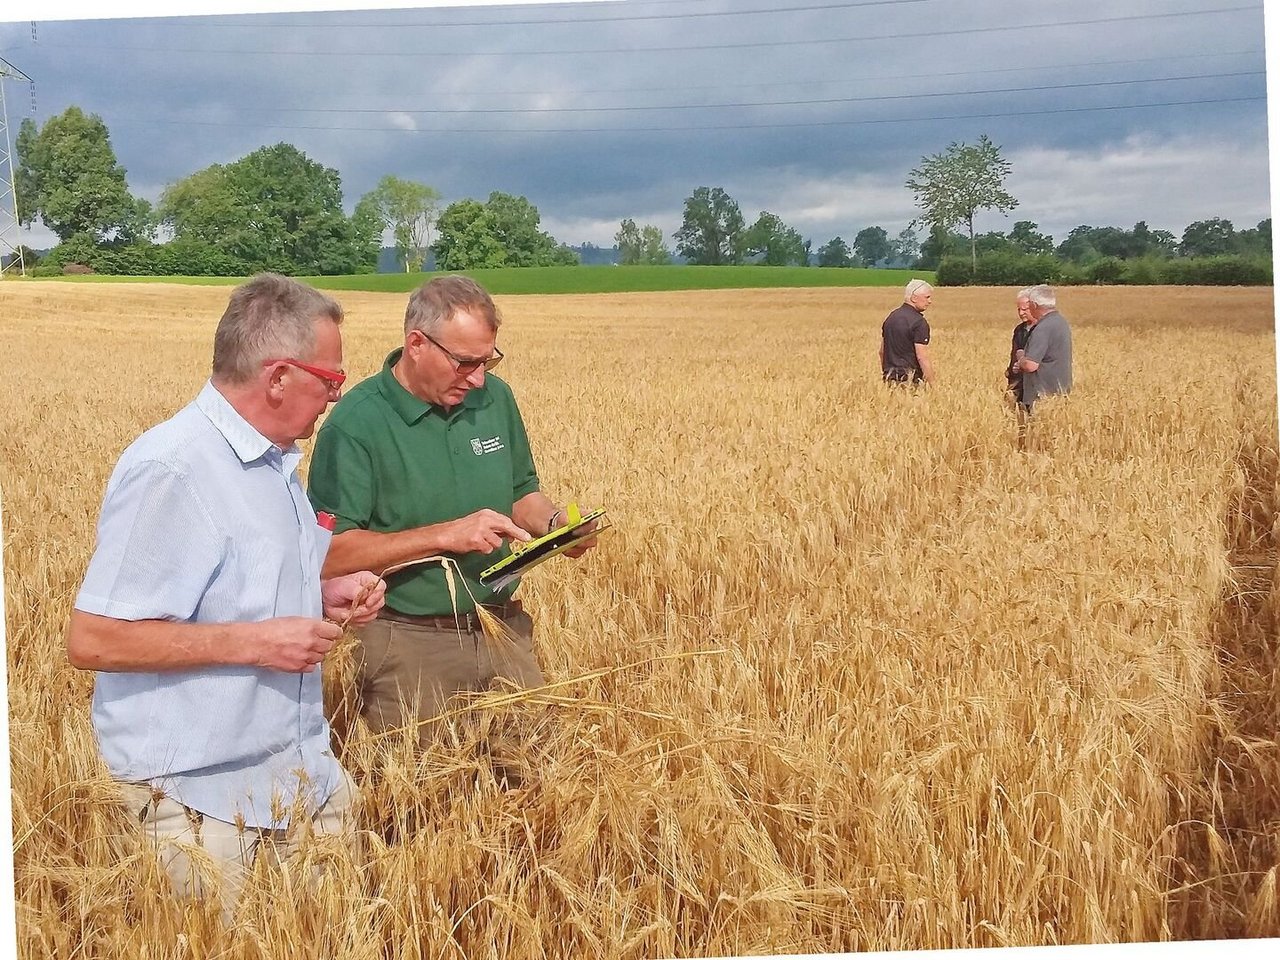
2;281;1278;959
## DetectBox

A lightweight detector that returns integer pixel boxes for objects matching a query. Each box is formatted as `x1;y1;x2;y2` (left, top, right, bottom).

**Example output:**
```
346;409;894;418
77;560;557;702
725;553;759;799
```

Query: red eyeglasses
263;358;347;391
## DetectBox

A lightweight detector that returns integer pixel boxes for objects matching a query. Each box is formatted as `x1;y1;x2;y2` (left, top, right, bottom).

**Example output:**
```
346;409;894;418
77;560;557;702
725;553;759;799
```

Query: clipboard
479;503;608;591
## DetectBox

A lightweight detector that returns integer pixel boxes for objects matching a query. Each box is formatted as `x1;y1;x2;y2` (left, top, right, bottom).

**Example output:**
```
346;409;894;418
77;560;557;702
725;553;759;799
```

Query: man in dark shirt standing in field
880;278;935;385
1015;284;1073;412
1006;291;1035;404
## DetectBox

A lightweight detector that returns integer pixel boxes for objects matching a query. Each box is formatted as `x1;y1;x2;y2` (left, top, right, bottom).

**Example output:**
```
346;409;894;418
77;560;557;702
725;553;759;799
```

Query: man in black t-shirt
1006;293;1034;403
879;279;935;385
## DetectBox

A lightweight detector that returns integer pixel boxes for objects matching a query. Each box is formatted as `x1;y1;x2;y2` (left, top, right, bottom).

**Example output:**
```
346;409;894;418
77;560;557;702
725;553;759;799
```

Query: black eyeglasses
421;333;504;375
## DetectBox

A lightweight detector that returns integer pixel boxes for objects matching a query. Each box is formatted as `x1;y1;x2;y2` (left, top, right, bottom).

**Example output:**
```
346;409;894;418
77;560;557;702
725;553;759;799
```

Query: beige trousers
353;608;543;745
116;767;358;913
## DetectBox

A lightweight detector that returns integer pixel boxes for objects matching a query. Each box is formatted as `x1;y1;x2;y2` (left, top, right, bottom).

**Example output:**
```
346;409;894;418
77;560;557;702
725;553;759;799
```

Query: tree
890;226;919;266
674;186;745;265
431;192;569;268
359;175;441;272
160;143;369;275
432;199;508;270
916;226;968;269
1180;218;1236;257
615;218;671;265
906;134;1018;269
852;226;892;266
1008;220;1053;256
483;191;563;266
745;211;806;266
817;236;852;267
16;107;137;242
1235;218;1271;257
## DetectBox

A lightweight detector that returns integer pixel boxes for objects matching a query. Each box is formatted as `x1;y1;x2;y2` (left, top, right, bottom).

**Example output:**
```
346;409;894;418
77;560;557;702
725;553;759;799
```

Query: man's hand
562;511;601;559
253;617;343;673
447;509;531;554
321;571;386;626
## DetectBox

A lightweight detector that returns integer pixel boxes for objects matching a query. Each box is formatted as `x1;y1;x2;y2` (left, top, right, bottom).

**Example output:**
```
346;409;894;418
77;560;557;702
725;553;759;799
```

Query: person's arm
1020;321;1050;372
66;610;341;674
878;341;885;369
321;512;531;578
915;342;935;383
512;491;599;559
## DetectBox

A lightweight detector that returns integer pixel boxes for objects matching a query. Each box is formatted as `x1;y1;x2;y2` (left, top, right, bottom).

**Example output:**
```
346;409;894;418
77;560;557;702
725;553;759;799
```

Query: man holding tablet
308;275;596;751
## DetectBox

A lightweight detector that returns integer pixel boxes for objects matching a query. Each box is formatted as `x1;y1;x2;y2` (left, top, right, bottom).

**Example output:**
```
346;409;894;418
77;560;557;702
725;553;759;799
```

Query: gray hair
904;278;933;301
212;273;343;383
404;275;502;336
1020;284;1057;309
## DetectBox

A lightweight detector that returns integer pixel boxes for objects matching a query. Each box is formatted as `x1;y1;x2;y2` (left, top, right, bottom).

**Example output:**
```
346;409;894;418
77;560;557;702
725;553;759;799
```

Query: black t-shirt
881;304;930;381
1008;320;1033;393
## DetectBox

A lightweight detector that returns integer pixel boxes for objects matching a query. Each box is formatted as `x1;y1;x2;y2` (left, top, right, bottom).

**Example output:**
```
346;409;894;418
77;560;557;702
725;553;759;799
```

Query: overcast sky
0;0;1272;252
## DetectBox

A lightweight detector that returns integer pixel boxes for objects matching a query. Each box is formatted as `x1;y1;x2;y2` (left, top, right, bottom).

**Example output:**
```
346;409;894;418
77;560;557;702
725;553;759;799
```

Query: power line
300;48;1266;100
36;5;1258;58
109;0;937;28
100;93;1266;136
214;70;1263;116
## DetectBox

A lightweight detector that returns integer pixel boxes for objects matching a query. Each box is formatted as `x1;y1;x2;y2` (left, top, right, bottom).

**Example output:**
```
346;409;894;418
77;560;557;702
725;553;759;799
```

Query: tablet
479;503;608;591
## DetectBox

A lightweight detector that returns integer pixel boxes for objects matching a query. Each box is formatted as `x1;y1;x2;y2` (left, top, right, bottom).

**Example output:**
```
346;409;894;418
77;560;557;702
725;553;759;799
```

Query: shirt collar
195;380;299;467
376;347;493;425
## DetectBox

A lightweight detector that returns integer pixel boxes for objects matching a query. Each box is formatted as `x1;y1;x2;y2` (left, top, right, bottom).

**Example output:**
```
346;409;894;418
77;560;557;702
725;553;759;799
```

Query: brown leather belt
377;599;523;633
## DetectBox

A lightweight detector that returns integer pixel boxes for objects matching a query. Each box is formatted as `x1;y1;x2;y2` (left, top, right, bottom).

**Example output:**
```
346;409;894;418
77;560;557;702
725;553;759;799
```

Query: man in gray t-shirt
1016;284;1072;410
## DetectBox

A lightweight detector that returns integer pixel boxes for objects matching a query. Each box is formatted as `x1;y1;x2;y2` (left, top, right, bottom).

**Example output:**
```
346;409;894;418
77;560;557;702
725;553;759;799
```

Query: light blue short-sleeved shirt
74;381;342;830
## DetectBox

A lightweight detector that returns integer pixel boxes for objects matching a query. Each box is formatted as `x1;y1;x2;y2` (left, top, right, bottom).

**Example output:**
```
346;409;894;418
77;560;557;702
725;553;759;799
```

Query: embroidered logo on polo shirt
470;436;505;455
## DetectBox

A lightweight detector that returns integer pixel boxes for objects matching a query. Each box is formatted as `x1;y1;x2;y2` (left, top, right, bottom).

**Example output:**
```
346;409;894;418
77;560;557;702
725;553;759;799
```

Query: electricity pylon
1;56;33;278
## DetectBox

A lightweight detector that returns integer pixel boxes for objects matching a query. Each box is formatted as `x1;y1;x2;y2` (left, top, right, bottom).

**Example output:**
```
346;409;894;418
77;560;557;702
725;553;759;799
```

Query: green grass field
7;264;930;295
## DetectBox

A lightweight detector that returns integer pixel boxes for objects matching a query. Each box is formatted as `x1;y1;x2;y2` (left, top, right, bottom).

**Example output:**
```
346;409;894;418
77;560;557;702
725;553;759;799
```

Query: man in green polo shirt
307;275;594;748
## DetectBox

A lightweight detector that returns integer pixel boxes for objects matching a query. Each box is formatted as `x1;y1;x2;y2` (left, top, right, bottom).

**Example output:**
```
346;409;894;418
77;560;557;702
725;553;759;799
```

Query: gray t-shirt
1023;310;1072;405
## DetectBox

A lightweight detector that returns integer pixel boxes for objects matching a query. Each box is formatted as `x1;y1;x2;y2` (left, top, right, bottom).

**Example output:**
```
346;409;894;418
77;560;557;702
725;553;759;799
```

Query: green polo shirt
307;348;540;615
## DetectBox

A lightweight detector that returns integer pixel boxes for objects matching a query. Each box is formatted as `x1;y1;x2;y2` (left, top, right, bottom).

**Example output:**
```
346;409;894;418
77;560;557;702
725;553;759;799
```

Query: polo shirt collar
376;347;493;424
195;380;299;467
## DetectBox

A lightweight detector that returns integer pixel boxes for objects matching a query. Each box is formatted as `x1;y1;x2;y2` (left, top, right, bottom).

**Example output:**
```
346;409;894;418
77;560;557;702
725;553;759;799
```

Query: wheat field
2;281;1277;959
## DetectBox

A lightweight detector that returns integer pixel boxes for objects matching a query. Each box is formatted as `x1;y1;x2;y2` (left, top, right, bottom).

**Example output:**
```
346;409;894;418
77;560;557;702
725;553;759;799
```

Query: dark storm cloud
1;0;1270;249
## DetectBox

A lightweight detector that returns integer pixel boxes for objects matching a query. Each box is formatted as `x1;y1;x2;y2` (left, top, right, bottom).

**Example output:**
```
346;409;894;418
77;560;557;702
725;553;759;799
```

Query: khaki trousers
353;608;543;745
116;767;358;913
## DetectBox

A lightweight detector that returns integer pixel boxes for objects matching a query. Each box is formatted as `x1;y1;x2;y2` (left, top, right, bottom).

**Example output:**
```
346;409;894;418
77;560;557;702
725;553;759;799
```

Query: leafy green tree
1056;225;1102;264
482;191;562;266
817;236;852;267
1180;218;1235;257
1130;221;1177;258
890;226;919;266
852;226;892;266
674;186;745;265
358;175;442;272
915;226;968;269
615;218;671;265
745;211;806;266
432;199;508;270
431;192;568;268
1008;220;1053;255
16;107;137;241
160;143;368;274
974;231;1012;255
1235;218;1271;257
906;134;1018;269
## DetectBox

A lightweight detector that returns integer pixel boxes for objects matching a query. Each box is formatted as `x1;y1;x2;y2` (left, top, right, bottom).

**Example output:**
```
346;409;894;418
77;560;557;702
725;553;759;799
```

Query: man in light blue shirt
66;273;386;910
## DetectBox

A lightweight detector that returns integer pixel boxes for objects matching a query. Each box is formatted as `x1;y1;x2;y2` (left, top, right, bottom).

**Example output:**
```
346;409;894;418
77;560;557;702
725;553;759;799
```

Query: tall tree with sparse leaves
615;218;671;265
359;175;442;272
906;134;1018;269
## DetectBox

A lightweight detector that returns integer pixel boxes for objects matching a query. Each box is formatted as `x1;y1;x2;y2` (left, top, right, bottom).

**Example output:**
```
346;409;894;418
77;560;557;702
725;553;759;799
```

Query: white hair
1020;284;1057;309
904;278;933;301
